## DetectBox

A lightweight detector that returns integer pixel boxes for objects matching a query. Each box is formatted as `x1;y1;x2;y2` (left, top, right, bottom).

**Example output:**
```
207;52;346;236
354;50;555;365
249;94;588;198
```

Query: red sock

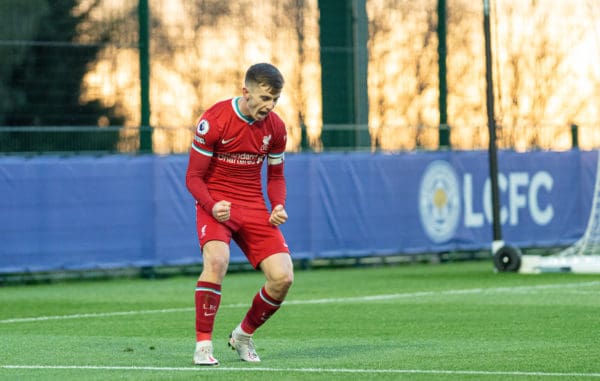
195;281;221;342
240;286;282;334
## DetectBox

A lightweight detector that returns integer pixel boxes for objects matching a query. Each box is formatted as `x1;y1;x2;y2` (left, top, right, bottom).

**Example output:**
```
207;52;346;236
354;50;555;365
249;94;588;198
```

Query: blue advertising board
0;150;596;273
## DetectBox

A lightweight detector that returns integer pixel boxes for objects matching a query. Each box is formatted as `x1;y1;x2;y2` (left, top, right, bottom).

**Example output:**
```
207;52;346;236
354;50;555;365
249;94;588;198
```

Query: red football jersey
187;97;287;210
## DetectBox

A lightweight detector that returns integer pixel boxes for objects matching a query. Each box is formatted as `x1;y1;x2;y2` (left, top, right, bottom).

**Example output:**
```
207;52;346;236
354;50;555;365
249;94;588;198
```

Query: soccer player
185;63;294;365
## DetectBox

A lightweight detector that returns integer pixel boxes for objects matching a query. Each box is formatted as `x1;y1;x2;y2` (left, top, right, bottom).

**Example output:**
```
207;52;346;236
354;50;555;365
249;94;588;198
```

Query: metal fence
2;0;600;154
0;123;595;155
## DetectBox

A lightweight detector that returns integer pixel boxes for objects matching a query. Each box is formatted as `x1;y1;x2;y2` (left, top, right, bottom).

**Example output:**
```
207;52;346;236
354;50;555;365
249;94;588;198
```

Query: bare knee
265;268;294;300
202;254;228;276
199;241;230;283
273;270;294;290
260;253;294;299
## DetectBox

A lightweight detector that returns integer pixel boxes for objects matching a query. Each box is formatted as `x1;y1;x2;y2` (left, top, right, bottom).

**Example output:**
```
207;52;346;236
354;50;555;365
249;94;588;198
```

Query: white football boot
193;340;219;366
228;326;261;362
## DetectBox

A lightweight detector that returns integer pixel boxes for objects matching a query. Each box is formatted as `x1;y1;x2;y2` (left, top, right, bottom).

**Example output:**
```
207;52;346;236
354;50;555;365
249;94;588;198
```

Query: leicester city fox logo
418;160;461;243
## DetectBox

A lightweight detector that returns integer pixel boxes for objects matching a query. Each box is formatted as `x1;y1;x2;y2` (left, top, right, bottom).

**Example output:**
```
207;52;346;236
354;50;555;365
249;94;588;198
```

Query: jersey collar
232;97;255;125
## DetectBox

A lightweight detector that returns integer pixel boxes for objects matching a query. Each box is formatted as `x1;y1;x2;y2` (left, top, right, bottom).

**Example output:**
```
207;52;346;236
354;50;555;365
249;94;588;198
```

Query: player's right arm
185;148;217;214
185;117;231;221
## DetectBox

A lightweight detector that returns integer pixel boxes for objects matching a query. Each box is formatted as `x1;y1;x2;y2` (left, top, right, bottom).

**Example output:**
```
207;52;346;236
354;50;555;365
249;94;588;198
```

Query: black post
138;0;152;153
437;0;450;148
484;0;521;272
483;0;501;243
571;123;579;149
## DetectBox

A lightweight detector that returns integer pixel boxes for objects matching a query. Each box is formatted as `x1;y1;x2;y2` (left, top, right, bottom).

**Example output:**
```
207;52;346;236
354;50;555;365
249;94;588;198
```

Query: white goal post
520;151;600;274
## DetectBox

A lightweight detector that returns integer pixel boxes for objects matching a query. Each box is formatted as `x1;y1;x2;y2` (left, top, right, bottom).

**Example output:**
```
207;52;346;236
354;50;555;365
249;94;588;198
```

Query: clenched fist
269;204;288;226
212;200;232;222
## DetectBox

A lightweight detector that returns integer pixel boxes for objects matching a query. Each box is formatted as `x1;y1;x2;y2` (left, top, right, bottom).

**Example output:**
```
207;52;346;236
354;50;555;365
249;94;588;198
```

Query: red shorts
195;203;290;268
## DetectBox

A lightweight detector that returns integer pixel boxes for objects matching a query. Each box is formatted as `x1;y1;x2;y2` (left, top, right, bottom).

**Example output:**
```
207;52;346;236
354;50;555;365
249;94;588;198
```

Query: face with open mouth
241;83;281;122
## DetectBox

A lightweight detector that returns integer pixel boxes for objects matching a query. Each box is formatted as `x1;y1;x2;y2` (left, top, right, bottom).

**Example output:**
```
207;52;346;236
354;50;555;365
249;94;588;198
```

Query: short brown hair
245;63;284;91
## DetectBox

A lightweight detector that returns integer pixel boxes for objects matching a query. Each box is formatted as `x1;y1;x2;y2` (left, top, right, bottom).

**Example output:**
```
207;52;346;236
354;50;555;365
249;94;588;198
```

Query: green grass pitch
1;260;599;380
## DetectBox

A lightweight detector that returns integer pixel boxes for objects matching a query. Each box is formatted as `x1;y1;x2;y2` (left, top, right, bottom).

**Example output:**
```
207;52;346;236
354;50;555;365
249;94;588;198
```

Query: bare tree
493;0;587;150
0;0;49;125
368;0;434;151
368;0;475;151
367;0;394;150
445;0;488;150
75;0;600;153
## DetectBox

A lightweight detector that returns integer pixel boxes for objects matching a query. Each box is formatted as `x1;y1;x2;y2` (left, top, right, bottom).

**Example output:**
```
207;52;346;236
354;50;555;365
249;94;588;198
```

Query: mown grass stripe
1;281;598;324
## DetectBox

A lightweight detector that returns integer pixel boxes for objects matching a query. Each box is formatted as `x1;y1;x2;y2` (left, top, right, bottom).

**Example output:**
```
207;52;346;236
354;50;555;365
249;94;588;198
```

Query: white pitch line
2;364;600;378
1;281;598;324
0;307;194;324
283;280;600;305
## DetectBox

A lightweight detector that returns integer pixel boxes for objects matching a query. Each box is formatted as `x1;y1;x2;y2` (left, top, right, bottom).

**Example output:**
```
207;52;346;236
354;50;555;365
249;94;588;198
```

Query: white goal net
520;151;600;274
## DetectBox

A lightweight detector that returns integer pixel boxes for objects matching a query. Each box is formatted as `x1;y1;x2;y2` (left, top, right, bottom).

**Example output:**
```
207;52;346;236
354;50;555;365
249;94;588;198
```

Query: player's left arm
267;158;287;226
267;123;288;226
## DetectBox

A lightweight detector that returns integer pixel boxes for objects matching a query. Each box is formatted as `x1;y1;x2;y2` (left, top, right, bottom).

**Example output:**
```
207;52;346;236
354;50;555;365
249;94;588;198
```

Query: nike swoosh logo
221;137;235;144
